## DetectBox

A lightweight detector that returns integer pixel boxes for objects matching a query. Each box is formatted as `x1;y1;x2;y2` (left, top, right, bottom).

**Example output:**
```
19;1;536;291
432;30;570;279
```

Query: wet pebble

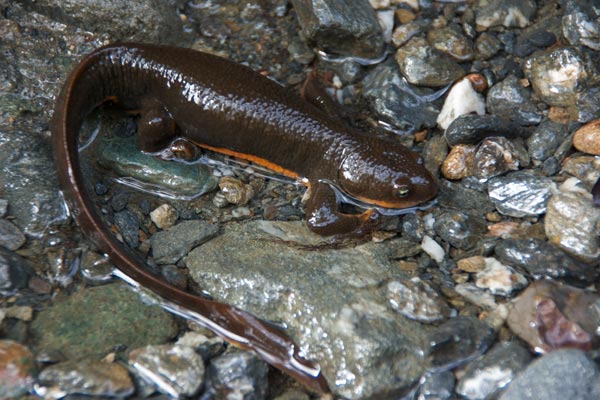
291;0;385;60
474;32;502;60
151;220;218;265
456;341;532;400
454;283;498;310
0;219;26;251
441;144;476;180
114;210;140;249
499;349;600;400
475;0;536;29
150;204;178;230
362;60;440;132
544;191;600;263
391;21;422;47
427;24;474;61
421;235;445;264
573;119;600;155
395;37;464;87
0;199;8;217
202;349;269;400
437;180;495;214
507;280;599;352
38;359;133;398
433;210;486;250
486;75;542;126
527;121;570;161
0;247;34;293
524;46;597;108
129;344;205;398
427;316;495;371
562;155;600;187
474;258;527;296
386;278;451;323
472;137;528;179
487;171;555;217
0;340;35;398
494;238;598;284
415;371;455;400
218;176;256;206
175;331;226;361
562;2;600;51
444;114;530;146
437;77;485;130
96;134;217;198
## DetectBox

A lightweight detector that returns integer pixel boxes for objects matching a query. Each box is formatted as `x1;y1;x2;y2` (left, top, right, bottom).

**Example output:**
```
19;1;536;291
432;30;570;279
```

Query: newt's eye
395;184;410;197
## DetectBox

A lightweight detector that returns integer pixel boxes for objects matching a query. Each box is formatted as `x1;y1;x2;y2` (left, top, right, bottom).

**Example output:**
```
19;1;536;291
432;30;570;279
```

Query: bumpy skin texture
50;43;437;392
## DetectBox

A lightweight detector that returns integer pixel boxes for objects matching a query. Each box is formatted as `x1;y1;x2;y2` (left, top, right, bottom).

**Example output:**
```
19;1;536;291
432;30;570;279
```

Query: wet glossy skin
51;43;437;392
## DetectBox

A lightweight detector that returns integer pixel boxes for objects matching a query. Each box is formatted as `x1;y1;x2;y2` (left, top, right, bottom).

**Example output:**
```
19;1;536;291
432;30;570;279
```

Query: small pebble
457;256;485;273
421;235;445;263
0;199;8;217
573;119;600;155
0;340;35;398
218;177;255;206
150;203;178;230
39;359;134;398
0;219;26;251
456;341;532;400
386;278;450;323
437;77;485;130
507;280;599;352
202;349;269;400
475;257;527;296
487;171;555;217
129;344;205;398
545;191;600;263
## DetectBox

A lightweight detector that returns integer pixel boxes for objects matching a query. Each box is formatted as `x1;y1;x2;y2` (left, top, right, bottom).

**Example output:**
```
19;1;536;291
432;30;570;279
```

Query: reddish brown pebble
441;144;476;180
536;298;591;351
574;119;600;155
466;73;488;92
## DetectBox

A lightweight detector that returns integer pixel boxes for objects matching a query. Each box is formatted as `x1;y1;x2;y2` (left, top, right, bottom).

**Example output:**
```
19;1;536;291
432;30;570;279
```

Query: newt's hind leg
305;180;380;237
136;98;177;153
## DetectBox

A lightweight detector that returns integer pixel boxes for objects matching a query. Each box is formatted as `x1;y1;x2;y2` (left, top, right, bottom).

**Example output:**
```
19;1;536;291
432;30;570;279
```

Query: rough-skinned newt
50;43;437;393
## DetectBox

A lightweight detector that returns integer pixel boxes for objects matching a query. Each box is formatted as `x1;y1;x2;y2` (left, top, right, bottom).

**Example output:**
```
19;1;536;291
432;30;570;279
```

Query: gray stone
151;220;219;265
499;349;600;400
202;349;269;400
0;219;26;251
185;221;429;399
488;171;555;217
291;0;385;61
395;37;464;87
545;191;600;263
486;75;542;126
38;359;134;398
456;341;531;400
362;60;440;133
96;134;218;199
129;344;205;398
476;0;537;29
524;46;599;108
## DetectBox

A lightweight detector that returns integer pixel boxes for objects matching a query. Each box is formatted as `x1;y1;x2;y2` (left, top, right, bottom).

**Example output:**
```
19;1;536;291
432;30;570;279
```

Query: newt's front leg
305;180;380;237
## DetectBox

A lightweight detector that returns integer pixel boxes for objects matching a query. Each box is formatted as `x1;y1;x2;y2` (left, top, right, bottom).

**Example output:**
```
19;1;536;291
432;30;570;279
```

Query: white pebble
437;77;486;130
150;204;178;229
421;235;445;263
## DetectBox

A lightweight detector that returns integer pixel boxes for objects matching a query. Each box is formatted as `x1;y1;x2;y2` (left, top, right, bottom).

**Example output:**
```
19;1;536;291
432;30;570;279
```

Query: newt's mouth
319;179;438;215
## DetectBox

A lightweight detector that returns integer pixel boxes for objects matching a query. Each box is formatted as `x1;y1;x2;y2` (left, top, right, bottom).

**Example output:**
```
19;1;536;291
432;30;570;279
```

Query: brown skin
51;43;437;392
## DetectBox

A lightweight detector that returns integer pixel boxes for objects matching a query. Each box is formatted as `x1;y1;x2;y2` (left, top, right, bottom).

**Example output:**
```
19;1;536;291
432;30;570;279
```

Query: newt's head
337;146;437;210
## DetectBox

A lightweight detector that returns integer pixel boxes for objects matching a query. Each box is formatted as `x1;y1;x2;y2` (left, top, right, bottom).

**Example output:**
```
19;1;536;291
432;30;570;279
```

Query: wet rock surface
30;284;178;359
499;349;600;400
38;359;134;398
186;220;429;399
